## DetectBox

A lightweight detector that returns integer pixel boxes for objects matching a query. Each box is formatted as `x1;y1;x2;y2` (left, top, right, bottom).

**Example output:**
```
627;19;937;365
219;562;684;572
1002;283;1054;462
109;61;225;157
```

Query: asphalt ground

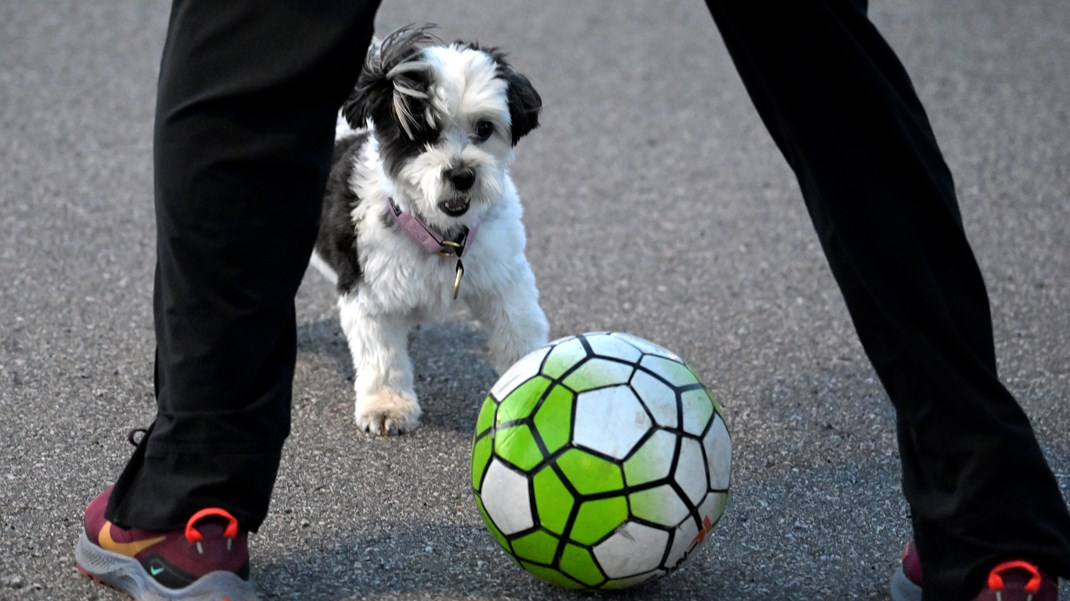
2;0;1069;599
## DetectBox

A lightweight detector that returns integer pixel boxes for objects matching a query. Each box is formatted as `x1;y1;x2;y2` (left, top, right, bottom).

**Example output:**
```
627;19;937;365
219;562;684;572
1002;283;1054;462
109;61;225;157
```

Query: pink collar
386;197;479;258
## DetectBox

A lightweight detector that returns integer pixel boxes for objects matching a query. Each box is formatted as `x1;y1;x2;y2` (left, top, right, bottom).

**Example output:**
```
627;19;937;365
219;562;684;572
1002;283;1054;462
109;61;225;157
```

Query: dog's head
343;24;541;229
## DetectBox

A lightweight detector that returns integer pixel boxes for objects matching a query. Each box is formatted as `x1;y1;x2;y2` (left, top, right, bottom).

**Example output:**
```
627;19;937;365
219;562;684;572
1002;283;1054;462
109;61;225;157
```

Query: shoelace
987;560;1043;595
185;508;240;553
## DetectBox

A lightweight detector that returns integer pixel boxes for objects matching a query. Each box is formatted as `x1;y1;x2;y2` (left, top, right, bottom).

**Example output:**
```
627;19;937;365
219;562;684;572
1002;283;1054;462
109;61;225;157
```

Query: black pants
106;0;382;530
705;0;1070;598
107;0;1070;599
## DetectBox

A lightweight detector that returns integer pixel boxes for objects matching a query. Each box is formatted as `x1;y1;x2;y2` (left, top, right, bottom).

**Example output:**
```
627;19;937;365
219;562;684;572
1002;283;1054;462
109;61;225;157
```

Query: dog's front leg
468;263;550;374
338;297;421;435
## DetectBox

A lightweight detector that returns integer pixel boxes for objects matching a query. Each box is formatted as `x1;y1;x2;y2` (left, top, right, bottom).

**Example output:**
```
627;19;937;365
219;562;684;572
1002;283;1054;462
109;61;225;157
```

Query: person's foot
75;486;259;601
890;540;1059;601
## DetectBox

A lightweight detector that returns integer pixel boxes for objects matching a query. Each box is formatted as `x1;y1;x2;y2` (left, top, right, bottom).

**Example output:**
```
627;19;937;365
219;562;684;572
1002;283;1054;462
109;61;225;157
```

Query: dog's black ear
343;23;441;140
475;46;541;145
503;67;541;145
341;37;382;128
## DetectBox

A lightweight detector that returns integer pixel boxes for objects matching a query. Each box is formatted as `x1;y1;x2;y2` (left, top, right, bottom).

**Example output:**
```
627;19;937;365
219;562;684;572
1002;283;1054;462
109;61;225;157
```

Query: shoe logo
99;522;167;557
149;566;165;576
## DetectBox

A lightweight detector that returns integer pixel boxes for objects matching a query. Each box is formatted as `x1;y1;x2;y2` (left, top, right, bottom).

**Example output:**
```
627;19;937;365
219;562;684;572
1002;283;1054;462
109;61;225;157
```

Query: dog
311;24;549;435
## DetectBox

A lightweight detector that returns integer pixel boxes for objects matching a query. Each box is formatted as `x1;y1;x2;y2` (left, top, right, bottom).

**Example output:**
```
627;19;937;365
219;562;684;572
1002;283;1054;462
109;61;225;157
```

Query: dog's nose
445;167;476;192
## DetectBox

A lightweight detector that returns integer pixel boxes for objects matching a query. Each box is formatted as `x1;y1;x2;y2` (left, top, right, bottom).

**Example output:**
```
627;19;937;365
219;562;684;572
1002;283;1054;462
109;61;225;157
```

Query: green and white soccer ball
471;332;731;590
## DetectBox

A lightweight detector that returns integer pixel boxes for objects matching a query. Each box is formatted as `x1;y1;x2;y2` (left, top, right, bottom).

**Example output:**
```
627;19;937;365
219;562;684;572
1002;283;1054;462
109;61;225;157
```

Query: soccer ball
471;332;731;590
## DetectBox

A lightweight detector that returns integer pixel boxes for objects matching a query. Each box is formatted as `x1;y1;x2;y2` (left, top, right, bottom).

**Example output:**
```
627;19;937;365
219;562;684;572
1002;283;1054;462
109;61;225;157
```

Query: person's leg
703;0;1070;598
106;0;381;532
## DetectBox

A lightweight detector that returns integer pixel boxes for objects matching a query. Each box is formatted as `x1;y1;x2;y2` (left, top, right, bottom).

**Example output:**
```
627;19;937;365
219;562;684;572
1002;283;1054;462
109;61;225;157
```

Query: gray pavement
2;0;1069;599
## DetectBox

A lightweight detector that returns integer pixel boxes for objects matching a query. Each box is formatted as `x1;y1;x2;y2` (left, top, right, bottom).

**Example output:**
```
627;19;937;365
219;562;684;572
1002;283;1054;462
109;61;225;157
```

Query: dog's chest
358;221;498;319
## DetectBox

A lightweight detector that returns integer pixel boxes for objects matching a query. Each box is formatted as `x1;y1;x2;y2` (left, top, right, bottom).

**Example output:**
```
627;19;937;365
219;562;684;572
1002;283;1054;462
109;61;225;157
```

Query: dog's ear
341;37;382;128
502;67;541;145
343;23;440;141
475;46;541;145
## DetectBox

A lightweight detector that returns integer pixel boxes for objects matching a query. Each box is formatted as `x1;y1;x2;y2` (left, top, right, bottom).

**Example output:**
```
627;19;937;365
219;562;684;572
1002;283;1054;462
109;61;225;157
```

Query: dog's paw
355;390;422;435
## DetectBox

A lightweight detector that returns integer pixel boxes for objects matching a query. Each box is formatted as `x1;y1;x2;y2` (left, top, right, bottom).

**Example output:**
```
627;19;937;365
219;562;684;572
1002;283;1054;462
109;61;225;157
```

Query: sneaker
75;486;259;601
890;540;1059;601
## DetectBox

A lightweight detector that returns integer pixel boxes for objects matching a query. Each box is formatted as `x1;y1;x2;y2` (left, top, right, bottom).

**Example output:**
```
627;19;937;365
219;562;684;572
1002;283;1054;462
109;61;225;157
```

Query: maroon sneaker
890;540;1059;601
75;487;258;601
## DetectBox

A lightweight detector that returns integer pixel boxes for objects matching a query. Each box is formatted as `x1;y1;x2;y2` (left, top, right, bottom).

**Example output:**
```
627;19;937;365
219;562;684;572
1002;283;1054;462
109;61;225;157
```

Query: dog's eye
473;120;495;143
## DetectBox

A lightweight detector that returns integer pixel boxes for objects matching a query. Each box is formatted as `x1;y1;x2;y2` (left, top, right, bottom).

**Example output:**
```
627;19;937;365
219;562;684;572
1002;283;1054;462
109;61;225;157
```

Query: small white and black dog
311;24;549;435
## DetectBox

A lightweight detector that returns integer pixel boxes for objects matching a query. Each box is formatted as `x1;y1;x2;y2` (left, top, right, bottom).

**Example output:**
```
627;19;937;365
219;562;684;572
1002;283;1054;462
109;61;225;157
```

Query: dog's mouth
439;196;470;217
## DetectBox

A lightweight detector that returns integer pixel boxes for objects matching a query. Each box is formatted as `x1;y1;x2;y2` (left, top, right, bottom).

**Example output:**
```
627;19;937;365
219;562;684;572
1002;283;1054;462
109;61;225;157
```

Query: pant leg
106;0;382;531
703;0;1070;598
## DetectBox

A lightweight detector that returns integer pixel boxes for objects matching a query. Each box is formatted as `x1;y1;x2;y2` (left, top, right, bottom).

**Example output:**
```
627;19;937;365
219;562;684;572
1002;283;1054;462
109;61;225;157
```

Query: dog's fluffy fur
312;24;549;435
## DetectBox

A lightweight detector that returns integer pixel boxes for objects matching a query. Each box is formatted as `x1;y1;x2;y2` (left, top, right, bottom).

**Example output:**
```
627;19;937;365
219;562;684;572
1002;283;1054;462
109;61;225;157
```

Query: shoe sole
890;566;923;601
75;531;259;601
